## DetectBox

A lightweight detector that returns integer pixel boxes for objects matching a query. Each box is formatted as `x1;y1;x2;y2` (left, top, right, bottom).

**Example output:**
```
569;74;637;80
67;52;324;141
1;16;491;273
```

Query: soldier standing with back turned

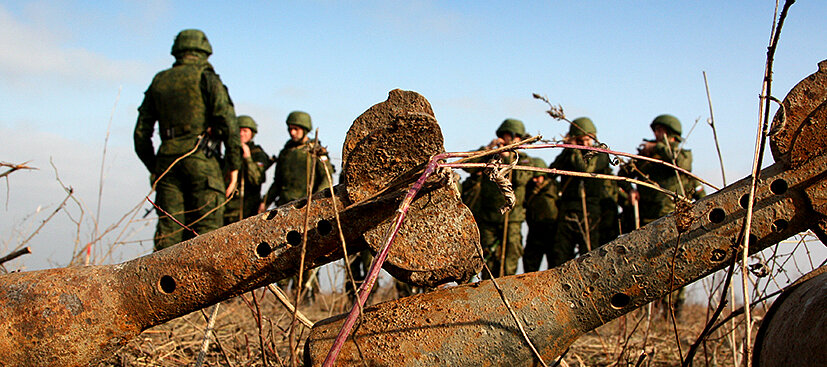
134;29;241;251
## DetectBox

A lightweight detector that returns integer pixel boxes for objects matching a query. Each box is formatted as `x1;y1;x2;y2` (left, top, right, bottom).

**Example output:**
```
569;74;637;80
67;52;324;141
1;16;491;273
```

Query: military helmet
171;29;213;56
569;117;597;137
496;118;526;138
530;157;548;178
286;111;312;131
237;115;258;133
650;114;682;140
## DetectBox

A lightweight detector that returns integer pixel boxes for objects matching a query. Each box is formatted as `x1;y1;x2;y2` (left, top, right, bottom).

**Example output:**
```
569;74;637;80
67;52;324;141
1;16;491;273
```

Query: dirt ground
97;281;762;367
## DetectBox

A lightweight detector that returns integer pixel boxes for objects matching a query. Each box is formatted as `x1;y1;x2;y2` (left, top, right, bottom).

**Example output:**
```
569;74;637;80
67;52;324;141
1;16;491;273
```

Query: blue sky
1;1;826;273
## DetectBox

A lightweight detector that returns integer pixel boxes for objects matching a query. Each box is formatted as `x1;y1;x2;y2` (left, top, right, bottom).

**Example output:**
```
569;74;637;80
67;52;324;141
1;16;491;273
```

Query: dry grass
95;282;763;367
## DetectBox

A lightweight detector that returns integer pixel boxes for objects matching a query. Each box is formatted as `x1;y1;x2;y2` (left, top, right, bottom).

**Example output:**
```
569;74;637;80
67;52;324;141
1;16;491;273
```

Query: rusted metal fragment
0;90;482;366
305;151;827;365
753;269;827;367
342;89;482;286
343;89;439;204
770;59;827;167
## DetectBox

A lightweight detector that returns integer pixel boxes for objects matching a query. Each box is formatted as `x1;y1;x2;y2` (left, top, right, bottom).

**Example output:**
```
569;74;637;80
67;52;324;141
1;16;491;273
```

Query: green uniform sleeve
245;146;270;186
134;88;158;172
203;71;241;171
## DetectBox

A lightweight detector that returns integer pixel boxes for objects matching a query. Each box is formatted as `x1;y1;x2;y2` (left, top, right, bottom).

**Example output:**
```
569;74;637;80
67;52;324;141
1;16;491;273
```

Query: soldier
261;111;333;299
261;111;333;209
464;118;533;278
549;117;611;267
619;114;693;226
223;115;272;225
134;29;241;251
522;157;559;273
619;114;695;317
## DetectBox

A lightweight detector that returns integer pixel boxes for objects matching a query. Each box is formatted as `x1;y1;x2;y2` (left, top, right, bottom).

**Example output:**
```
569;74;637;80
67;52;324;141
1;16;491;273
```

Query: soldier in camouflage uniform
619;114;693;226
464;119;533;278
261;111;333;299
261;111;333;209
549;117;611;267
522;157;559;273
223;115;272;225
134;29;241;251
619;114;695;317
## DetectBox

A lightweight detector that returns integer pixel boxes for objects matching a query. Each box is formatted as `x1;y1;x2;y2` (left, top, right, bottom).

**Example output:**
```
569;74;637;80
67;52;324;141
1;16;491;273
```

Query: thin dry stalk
89;87;121;266
737;2;794;363
195;303;221;367
289;130;320;366
0;247;31;268
267;284;314;328
703;71;727;186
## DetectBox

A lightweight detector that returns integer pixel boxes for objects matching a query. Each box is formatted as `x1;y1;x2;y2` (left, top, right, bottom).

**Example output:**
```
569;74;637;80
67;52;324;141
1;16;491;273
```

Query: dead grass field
98;282;763;366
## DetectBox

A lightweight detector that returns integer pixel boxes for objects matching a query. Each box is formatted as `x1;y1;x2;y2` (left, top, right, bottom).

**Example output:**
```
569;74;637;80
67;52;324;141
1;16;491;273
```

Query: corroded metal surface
305;61;827;365
343;89;482;286
0;90;482;366
754;268;827;367
306;152;827;365
770;60;827;167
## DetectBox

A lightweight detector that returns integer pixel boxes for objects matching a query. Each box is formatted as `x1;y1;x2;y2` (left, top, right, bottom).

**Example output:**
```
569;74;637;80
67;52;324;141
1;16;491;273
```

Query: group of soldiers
134;29;704;312
133;29;333;296
461;116;704;314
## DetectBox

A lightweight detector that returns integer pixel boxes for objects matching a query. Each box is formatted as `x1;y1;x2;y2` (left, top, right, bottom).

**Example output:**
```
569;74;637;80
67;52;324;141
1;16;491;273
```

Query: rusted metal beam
305;61;827;365
0;90;482;366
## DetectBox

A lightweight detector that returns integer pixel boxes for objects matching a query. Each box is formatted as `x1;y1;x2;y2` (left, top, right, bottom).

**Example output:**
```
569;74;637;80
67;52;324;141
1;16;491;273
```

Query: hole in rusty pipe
266;210;278;220
710;249;726;262
159;275;176;294
771;219;788;233
286;231;302;246
739;194;751;209
770;179;788;195
256;242;272;258
293;199;308;209
709;208;726;223
610;293;631;309
317;219;332;236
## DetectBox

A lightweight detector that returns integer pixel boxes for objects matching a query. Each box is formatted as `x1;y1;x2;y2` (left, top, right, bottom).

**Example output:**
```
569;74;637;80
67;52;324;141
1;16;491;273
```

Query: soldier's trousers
153;152;225;251
479;221;524;278
551;207;601;268
523;221;556;273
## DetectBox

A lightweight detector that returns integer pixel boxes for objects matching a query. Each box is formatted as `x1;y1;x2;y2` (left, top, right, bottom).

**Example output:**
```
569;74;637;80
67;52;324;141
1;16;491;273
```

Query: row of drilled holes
158;215;335;294
606;177;790;310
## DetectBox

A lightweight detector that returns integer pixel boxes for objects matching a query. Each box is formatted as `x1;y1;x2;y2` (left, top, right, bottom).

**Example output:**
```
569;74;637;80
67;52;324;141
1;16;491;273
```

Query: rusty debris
0;89;481;366
303;60;827;365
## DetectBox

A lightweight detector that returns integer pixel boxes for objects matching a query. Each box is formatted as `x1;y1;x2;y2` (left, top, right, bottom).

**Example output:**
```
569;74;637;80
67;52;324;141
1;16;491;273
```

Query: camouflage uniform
522;157;559;273
618;114;695;317
598;179;621;245
549;117;611;267
264;111;332;298
618;114;694;226
134;29;240;251
263;112;333;208
224;116;272;225
464;119;533;278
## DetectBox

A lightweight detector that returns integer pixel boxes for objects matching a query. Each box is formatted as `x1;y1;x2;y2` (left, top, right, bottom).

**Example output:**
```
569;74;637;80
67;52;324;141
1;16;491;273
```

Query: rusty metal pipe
0;89;483;366
305;144;827;366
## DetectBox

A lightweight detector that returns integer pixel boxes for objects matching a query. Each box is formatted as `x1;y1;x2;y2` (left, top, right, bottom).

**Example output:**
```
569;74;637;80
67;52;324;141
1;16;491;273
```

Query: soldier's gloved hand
225;170;239;198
